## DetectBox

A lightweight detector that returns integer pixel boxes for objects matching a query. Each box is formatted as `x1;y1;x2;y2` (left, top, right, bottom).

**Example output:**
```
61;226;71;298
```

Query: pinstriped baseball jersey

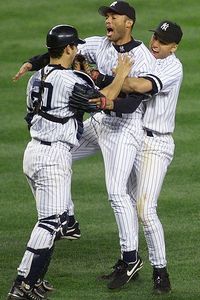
79;36;156;118
27;66;87;146
72;36;156;256
142;53;183;133
79;36;155;76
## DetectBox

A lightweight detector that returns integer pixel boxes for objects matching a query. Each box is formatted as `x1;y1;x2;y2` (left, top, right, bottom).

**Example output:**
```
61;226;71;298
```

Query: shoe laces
34;279;54;295
27;293;41;300
25;290;42;300
21;284;42;300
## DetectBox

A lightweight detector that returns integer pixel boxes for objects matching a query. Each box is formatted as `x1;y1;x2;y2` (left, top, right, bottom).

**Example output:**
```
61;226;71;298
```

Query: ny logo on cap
110;1;117;7
160;22;170;31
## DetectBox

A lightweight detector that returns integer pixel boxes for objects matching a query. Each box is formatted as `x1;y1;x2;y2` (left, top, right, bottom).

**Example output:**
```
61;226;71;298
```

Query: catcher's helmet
46;24;85;49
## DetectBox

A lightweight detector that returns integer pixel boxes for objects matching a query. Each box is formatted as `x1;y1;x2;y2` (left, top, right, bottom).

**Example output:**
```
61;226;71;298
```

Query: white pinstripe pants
130;132;175;267
23;140;72;220
18;140;72;277
98;116;144;253
69;114;101;215
71;113;144;253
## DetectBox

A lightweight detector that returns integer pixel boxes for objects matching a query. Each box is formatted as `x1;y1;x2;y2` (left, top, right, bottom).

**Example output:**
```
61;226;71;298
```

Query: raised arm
13;53;49;81
100;54;133;100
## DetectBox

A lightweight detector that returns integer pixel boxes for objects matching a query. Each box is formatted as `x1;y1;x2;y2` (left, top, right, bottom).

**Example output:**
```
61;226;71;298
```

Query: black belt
146;130;154;137
38;110;72;124
40;140;51;146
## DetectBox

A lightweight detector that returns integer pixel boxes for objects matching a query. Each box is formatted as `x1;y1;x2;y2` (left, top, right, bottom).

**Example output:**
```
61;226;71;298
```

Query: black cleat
153;267;171;294
34;279;54;298
7;281;44;300
99;262;140;281
61;221;81;240
107;256;143;289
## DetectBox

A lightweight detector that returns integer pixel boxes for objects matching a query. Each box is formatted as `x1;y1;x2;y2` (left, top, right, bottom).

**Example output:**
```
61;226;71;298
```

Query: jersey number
31;80;53;111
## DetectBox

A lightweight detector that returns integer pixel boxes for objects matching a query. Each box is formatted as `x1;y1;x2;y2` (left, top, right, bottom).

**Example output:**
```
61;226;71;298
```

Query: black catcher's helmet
46;24;85;49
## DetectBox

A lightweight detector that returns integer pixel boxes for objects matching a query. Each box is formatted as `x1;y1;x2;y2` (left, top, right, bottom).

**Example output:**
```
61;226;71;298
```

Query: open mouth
151;48;159;57
107;27;113;37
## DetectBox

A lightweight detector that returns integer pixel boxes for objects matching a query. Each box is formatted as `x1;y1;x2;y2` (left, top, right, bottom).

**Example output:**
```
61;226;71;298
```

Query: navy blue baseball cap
98;1;136;21
149;20;183;44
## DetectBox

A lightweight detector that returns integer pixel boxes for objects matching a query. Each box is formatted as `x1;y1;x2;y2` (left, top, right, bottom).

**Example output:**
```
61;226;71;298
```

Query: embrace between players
8;1;183;299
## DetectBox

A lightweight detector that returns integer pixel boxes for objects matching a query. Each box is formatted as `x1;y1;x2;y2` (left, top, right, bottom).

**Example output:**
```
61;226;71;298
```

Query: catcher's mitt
69;83;106;113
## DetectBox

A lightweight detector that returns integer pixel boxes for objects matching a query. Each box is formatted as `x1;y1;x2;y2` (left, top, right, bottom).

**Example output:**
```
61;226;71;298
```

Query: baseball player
13;1;156;290
7;23;133;300
127;20;183;294
7;24;88;300
91;20;183;294
71;2;156;290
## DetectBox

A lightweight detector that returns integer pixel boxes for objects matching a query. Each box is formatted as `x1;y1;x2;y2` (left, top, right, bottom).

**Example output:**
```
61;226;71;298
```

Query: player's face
105;13;132;45
69;44;78;62
149;34;178;59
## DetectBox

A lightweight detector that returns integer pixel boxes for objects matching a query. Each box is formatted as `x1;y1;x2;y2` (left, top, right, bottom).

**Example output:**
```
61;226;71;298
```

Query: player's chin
151;50;159;59
106;31;115;41
106;34;113;41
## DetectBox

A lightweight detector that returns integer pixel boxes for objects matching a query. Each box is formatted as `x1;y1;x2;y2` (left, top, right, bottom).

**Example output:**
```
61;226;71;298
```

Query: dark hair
48;44;77;58
124;15;135;30
48;46;65;58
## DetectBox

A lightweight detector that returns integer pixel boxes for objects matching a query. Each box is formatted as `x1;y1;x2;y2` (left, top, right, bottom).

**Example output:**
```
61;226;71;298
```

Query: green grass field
1;0;200;299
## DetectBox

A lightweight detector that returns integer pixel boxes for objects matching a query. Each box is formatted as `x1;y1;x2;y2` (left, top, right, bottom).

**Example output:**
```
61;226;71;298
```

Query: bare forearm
100;73;127;100
122;77;153;94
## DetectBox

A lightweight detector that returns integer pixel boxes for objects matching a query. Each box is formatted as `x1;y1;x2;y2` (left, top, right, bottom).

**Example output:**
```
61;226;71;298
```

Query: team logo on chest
119;46;125;52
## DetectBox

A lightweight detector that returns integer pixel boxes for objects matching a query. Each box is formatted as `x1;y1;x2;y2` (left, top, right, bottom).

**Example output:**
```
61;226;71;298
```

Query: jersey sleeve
28;53;50;71
26;77;33;112
141;58;183;95
78;36;104;65
26;72;41;111
113;93;150;114
154;60;183;93
130;43;156;77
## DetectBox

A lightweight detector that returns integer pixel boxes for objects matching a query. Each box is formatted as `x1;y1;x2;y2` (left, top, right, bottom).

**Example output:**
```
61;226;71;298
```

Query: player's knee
137;201;157;225
53;211;69;240
108;193;129;214
108;190;127;201
29;211;69;244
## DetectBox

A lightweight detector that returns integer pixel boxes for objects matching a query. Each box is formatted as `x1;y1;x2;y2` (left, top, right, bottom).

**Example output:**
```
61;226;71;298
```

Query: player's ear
126;19;134;30
170;43;178;54
65;45;71;55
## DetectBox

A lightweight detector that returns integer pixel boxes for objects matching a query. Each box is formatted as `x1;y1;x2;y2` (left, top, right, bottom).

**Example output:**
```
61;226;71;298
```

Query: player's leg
71;113;101;161
62;197;81;240
7;142;72;300
127;168;139;250
136;134;174;294
99;169;141;284
61;114;102;240
99;117;144;289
